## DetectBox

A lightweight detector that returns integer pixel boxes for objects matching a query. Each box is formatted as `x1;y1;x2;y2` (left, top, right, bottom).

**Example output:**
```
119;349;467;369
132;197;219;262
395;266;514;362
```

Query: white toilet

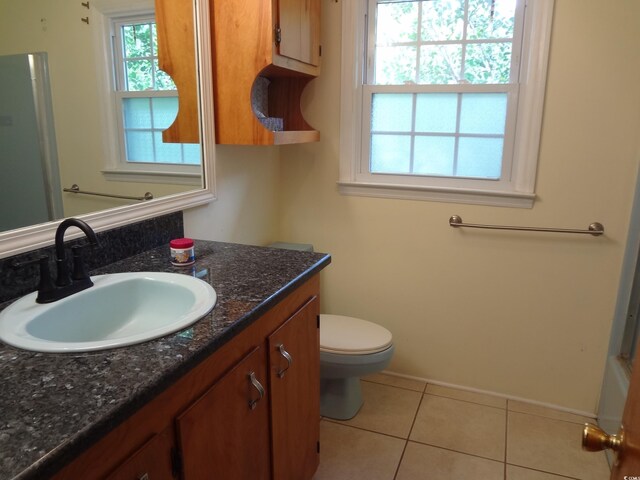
319;314;394;420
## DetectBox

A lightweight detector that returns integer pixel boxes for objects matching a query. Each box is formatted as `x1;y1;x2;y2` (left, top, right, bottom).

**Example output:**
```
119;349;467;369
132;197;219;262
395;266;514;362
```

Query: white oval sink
0;272;217;353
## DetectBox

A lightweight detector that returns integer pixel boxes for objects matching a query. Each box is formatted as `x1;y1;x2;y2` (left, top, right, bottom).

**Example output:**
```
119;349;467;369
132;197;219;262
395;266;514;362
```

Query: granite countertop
0;240;330;480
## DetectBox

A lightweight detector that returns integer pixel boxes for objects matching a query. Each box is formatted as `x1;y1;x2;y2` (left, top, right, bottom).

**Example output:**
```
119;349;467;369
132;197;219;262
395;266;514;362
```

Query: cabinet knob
248;371;265;410
137;474;149;480
276;344;293;378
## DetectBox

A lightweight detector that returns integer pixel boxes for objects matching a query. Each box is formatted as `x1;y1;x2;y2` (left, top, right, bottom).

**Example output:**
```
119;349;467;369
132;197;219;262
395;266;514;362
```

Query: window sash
366;0;525;86
359;83;520;189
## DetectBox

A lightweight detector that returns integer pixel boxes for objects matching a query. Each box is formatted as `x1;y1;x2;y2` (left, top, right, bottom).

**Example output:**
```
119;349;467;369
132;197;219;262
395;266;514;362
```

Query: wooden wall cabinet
211;0;322;145
53;277;321;480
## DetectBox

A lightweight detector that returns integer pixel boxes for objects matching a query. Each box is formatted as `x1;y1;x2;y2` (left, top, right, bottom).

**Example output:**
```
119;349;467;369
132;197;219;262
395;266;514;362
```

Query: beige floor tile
363;373;426;392
507;412;610;480
426;384;507;408
330;381;422;438
313;420;405;480
410;394;506;461
396;441;504;480
506;465;579;479
508;400;594;425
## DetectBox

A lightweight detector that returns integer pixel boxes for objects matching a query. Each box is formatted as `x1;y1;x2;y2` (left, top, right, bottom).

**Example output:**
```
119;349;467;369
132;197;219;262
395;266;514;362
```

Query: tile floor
313;373;611;480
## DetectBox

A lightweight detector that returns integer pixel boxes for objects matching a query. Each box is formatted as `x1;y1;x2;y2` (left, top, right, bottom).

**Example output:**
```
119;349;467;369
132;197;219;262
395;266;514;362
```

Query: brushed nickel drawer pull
248;371;265;410
276;344;293;378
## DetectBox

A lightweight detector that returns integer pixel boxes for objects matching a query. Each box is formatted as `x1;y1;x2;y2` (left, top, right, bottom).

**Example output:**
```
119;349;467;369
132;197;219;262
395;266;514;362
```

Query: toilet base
320;377;363;420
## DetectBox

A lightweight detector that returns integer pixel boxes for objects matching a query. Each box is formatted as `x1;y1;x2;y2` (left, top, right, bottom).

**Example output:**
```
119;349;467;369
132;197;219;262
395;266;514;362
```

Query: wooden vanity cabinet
51;276;320;480
269;297;320;480
211;0;321;145
177;346;271;479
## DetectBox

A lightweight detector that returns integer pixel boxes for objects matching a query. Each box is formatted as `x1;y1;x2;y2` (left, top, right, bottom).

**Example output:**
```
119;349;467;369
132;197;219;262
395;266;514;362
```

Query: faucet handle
12;255;57;304
71;245;93;285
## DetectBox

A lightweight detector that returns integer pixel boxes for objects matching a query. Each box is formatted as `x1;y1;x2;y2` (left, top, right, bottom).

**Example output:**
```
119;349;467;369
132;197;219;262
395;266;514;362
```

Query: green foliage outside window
375;0;516;85
122;22;176;92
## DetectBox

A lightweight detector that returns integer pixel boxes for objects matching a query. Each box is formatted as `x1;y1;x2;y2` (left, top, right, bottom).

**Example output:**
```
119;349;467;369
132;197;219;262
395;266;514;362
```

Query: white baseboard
381;370;597;420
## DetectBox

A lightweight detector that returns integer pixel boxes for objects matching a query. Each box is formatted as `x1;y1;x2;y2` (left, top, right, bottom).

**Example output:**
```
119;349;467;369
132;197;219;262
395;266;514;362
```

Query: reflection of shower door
0;52;62;231
598;167;640;465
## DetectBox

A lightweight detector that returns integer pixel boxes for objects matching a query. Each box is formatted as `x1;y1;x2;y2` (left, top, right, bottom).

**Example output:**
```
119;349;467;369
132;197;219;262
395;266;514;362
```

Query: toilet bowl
320;314;394;420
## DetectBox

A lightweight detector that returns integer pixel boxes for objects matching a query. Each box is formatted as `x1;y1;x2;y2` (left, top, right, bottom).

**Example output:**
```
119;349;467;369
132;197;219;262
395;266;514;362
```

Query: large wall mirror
0;0;215;258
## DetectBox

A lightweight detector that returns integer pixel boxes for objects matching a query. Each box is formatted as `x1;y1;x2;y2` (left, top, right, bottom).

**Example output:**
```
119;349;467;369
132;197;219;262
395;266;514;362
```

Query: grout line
322;418;411;442
507;407;592;426
393;390;426;480
506;463;582;480
407;438;506;464
423;390;507;410
504;407;509;479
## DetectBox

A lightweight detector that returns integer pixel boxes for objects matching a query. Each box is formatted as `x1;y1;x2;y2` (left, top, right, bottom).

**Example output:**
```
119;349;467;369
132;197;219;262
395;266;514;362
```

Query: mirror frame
0;0;215;259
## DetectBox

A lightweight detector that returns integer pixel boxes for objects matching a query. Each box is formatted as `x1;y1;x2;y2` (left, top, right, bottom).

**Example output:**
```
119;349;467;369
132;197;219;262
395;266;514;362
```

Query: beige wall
184;146;281;245
274;0;640;413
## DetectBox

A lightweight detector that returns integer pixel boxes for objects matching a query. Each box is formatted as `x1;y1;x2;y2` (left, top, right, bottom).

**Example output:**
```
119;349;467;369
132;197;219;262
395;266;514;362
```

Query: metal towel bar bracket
449;215;604;237
64;184;153;202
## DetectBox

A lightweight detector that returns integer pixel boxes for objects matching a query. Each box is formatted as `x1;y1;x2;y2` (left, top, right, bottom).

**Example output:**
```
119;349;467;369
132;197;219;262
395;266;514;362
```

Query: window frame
339;0;555;208
97;11;202;185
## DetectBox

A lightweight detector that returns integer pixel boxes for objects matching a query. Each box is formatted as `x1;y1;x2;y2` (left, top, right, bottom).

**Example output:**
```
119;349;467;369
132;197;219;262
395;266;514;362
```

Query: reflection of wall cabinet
211;0;322;145
53;277;321;480
155;0;199;144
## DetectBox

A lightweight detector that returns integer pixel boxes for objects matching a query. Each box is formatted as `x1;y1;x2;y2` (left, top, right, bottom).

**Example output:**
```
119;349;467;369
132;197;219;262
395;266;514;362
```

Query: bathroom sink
0;272;217;353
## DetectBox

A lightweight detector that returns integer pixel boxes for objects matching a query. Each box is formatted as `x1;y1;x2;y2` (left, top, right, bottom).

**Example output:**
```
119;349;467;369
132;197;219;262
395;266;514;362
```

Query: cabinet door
268;296;320;480
176;346;271;480
105;428;175;480
277;0;321;67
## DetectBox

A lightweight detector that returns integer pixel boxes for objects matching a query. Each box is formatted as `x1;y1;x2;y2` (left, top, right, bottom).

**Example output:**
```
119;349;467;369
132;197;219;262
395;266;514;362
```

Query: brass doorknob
582;423;623;452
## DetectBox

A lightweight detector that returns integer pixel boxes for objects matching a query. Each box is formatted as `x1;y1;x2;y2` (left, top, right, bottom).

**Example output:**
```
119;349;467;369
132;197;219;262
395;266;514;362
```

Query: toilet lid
319;314;393;355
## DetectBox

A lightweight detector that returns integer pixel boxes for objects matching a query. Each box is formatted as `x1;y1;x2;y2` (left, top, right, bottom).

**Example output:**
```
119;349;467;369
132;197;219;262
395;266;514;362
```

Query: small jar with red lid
170;238;195;266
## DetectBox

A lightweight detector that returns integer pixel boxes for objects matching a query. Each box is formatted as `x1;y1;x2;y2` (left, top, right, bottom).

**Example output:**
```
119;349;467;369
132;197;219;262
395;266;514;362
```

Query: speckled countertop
0;240;330;480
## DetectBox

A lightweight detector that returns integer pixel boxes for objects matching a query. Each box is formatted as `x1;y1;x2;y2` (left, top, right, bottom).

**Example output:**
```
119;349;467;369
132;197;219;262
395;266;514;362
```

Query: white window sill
337;181;536;208
102;168;202;186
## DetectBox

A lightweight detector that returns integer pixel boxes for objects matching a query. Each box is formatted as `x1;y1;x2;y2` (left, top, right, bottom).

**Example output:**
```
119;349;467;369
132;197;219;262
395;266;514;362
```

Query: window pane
419;45;462;84
415;93;458;133
371;94;413;132
375;46;417;85
126;131;154;162
152;97;179;129
459;93;507;134
467;0;516;40
123;23;152;58
457;137;503;178
376;2;418;45
371;134;411;173
183;144;202;165
125;60;154;91
464;42;512;84
123;98;152;129
421;0;464;41
414;136;455;176
154;132;182;163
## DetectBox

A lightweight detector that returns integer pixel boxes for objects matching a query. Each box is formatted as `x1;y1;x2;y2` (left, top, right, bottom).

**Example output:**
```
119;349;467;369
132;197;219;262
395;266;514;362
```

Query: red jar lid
170;238;194;249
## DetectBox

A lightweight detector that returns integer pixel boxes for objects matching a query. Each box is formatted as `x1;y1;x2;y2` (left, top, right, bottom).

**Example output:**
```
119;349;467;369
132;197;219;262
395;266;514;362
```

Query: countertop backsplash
0;212;184;304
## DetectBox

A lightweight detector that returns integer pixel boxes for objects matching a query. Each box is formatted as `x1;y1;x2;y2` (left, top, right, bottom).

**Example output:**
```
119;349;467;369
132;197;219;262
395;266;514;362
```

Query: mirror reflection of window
111;16;201;167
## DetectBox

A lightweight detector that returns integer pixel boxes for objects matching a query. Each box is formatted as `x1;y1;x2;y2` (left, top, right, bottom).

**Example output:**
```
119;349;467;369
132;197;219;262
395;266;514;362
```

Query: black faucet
14;218;100;303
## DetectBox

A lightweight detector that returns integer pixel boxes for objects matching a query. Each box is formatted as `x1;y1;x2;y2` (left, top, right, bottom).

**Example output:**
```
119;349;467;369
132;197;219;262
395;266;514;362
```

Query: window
106;15;201;180
339;0;554;207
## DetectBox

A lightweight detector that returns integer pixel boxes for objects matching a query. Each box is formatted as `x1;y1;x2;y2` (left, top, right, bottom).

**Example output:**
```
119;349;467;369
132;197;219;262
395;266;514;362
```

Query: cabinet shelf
211;0;321;145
